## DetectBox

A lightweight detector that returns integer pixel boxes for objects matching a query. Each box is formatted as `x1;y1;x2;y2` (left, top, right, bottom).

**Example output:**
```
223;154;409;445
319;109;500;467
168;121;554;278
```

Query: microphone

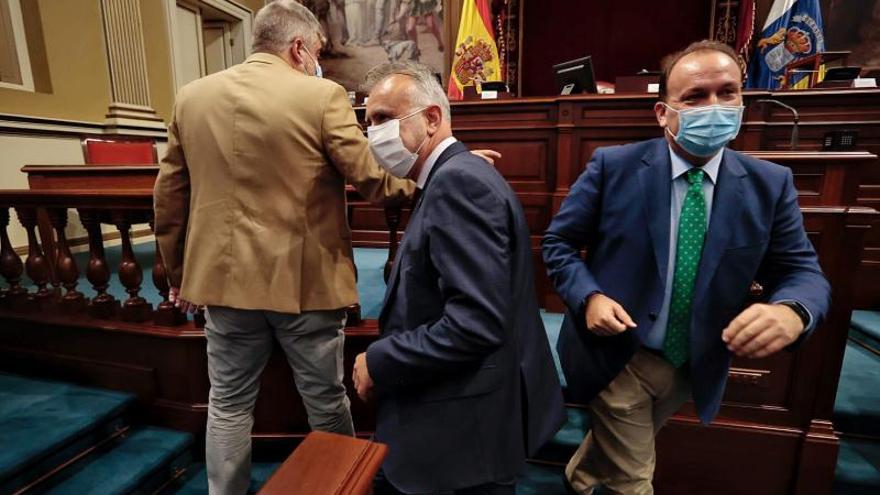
755;99;799;150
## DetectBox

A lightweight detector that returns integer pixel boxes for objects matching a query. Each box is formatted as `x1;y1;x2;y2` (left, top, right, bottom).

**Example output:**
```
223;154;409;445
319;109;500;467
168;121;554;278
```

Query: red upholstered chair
82;137;158;165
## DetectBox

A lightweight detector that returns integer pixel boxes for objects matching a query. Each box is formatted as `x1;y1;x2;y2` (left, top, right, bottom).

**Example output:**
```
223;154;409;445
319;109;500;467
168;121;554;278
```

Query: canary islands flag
746;0;825;89
447;0;501;100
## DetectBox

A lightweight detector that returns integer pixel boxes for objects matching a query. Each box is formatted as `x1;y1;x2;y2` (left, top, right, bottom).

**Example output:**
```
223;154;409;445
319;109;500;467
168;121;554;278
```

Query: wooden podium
257;431;387;495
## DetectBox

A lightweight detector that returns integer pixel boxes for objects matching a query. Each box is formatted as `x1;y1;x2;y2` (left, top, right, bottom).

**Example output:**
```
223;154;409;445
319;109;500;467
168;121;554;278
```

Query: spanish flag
447;0;501;100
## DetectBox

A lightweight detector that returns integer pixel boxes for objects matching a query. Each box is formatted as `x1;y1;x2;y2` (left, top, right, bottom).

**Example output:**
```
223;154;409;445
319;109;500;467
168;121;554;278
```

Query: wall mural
302;0;447;92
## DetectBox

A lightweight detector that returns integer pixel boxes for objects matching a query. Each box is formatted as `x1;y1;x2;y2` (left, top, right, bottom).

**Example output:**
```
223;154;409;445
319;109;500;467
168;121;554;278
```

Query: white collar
416;137;457;189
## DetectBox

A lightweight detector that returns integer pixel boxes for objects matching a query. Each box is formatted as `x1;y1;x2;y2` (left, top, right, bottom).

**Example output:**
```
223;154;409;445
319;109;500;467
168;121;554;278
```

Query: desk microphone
755;99;799;150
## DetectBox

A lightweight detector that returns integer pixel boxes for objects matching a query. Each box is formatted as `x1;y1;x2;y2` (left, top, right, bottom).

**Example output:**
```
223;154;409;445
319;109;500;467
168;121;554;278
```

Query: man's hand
471;149;502;165
169;287;199;313
352;352;374;402
585;293;637;336
722;303;804;359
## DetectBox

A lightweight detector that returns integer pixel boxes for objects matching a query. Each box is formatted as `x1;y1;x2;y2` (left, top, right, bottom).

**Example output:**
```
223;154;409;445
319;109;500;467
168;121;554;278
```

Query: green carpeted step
43;426;192;495
0;373;135;492
834;436;880;495
516;462;569;495
531;407;591;465
169;462;280;495
834;341;880;439
851;311;880;346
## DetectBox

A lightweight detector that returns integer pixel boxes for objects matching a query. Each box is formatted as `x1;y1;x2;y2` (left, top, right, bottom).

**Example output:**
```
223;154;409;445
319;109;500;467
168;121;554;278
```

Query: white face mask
367;108;427;178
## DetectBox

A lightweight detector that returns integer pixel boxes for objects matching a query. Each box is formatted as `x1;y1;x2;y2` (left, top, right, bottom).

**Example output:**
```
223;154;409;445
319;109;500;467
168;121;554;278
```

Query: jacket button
648;312;658;321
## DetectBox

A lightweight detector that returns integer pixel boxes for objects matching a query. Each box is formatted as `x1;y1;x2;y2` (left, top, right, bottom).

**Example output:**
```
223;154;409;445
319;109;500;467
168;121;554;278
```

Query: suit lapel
378;140;470;328
693;150;747;304
378;239;405;327
420;140;470;196
638;140;672;286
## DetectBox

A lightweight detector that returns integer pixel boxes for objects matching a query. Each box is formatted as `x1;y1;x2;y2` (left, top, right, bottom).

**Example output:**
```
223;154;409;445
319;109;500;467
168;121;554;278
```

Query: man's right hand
585;293;637;336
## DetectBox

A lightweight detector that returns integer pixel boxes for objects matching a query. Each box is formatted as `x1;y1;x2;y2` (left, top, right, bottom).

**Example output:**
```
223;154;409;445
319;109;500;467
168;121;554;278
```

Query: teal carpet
44;426;192;495
851;310;880;344
172;462;280;495
836;437;880;495
517;463;569;495
833;336;880;493
834;339;880;438
0;373;134;483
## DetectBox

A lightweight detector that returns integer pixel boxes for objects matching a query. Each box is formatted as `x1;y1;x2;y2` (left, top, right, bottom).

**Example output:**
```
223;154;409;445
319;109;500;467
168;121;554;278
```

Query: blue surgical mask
301;46;323;78
664;103;744;157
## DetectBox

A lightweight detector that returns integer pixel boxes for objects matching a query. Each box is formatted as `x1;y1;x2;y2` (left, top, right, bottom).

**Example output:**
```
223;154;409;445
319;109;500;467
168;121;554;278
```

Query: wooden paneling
350;90;880;308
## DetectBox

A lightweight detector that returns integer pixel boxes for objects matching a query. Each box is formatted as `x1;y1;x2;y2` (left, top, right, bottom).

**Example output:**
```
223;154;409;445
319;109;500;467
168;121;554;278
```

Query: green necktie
664;168;707;368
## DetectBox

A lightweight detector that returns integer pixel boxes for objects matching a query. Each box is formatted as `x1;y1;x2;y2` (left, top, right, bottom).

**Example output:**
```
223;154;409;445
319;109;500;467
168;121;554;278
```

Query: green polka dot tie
664;169;707;368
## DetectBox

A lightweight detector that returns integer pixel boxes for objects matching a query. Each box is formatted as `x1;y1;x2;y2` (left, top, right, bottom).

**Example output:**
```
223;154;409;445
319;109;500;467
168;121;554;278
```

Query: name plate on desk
481;90;499;100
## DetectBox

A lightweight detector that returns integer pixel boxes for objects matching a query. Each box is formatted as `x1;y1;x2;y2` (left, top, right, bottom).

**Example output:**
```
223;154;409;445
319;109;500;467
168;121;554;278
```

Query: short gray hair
252;0;323;54
362;62;451;122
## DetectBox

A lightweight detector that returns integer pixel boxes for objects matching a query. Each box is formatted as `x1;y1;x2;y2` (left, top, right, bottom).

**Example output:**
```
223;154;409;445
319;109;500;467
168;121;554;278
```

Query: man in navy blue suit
351;61;565;494
543;40;830;494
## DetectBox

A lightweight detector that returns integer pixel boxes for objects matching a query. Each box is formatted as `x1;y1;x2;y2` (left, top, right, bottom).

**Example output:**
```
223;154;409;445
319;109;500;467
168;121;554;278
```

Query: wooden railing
0;187;406;328
0;190;189;326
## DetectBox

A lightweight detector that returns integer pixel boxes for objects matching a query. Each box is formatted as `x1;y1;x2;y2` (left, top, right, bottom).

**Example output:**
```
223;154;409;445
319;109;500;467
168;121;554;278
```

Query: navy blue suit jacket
367;141;565;493
542;137;830;423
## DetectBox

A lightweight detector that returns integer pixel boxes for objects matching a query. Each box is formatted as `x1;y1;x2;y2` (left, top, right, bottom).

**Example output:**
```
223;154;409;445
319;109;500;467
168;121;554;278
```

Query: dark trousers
373;470;516;495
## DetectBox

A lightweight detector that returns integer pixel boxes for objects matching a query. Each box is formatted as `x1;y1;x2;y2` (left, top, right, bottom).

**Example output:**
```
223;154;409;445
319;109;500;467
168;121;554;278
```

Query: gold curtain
442;0;464;84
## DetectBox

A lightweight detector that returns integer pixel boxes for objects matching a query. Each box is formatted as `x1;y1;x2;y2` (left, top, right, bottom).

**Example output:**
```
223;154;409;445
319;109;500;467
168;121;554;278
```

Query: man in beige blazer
153;2;413;493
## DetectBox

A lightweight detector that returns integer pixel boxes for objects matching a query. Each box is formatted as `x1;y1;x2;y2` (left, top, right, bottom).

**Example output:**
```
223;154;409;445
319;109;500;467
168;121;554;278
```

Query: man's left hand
722;303;804;359
352;352;374;402
169;287;200;314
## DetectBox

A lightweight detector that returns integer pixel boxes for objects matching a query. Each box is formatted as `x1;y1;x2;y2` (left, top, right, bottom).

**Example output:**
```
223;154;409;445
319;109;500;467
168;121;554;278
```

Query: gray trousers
204;306;355;495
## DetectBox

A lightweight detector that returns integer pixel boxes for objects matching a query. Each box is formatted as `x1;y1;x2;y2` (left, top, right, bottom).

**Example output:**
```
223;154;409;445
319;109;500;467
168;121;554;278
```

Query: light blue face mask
664;103;744;157
301;46;323;78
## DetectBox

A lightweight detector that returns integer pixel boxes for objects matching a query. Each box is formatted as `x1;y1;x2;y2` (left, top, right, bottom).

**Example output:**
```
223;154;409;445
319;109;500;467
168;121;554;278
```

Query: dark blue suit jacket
367;141;565;493
542;137;830;423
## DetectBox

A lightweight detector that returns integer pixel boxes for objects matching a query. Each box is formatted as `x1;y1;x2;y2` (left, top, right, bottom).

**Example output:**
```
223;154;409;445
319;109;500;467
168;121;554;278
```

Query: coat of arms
452;35;497;85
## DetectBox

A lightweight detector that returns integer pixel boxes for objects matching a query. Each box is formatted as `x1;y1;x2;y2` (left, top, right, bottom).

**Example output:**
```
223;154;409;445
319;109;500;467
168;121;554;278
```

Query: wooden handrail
0;189;154;209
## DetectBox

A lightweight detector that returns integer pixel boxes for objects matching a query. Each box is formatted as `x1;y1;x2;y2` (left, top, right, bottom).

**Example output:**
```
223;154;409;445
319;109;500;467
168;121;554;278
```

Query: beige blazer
154;53;413;314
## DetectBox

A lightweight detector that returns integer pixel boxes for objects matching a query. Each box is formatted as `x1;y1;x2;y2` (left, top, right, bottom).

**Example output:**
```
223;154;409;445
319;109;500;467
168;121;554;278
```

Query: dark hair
658;40;743;101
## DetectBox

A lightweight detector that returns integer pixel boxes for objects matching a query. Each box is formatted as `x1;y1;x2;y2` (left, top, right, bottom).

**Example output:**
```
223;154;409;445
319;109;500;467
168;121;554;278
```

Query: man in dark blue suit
542;41;830;494
352;61;565;494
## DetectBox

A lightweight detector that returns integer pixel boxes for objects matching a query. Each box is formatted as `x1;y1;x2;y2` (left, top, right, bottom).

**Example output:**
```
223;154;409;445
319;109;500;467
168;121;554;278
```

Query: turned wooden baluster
383;205;402;283
78;209;119;319
16;206;53;310
0;207;27;308
149;219;185;326
112;211;152;322
47;208;86;313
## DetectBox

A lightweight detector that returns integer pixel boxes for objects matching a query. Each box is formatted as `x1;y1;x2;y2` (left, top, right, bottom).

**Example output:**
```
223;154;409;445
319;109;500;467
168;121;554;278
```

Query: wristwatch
779;301;810;330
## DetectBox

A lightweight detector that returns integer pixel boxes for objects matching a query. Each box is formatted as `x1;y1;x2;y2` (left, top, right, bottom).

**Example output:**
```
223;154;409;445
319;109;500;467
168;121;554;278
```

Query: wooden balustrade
0;190;185;327
0;188;406;329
